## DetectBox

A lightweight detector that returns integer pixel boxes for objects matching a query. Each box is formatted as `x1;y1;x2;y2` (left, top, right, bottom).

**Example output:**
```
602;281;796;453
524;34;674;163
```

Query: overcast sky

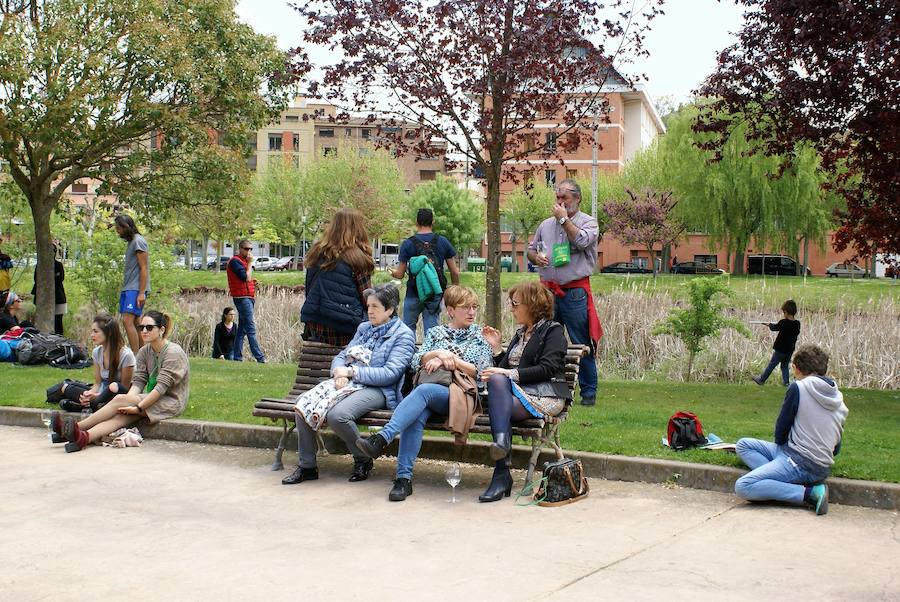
235;0;748;105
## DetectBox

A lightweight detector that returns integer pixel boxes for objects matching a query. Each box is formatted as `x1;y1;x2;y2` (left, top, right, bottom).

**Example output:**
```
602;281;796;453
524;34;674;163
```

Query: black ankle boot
281;466;319;485
348;458;374;482
356;433;388;459
489;432;511;462
478;466;513;502
389;477;413;501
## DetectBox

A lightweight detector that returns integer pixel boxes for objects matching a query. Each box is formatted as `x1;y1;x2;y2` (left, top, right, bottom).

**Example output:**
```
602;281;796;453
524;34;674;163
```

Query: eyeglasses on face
455;304;479;312
241;247;252;251
507;298;522;307
138;324;159;332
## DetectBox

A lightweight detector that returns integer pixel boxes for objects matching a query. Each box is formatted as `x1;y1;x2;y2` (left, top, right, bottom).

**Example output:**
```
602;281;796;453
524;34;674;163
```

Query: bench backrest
288;340;586;398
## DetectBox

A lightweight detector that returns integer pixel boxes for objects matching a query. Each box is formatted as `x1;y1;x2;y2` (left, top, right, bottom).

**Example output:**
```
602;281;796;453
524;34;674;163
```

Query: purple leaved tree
603;189;684;277
293;0;662;326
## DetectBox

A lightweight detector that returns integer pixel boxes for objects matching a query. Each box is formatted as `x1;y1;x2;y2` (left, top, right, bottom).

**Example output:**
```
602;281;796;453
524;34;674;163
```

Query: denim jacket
331;318;416;409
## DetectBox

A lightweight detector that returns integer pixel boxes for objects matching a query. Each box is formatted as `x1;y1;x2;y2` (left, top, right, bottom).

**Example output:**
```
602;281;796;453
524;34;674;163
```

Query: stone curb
4;406;897;511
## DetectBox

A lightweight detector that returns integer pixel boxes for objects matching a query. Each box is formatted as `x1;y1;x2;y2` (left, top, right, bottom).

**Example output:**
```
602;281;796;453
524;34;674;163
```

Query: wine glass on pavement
40;411;52;441
446;462;461;503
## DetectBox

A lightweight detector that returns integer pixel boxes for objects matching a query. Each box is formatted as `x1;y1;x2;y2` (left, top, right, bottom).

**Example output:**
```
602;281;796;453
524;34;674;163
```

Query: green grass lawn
3;360;897;483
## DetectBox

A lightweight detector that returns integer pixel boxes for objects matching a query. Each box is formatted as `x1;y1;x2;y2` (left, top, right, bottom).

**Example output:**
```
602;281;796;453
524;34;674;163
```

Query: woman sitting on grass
50;310;190;453
282;284;416;485
212;306;237;360
479;281;570;502
47;314;135;413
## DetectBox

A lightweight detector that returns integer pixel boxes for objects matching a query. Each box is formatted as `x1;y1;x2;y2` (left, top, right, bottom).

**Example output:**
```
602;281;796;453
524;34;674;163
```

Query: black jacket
495;320;570;400
300;260;365;335
32;260;66;305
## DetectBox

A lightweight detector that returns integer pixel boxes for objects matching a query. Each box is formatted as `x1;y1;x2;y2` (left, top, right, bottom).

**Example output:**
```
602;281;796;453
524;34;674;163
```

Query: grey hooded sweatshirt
774;375;848;479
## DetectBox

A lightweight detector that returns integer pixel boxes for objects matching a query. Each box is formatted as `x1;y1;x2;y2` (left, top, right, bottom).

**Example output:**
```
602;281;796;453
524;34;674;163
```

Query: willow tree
661;104;833;274
294;0;661;326
0;0;291;330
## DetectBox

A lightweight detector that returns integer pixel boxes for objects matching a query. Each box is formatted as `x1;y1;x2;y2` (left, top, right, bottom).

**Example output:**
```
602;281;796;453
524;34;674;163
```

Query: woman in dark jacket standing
480;280;570;502
31;242;66;335
300;208;375;346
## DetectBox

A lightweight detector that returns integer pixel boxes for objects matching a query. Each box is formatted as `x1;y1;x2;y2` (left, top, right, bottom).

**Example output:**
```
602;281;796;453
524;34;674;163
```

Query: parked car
272;256;303;271
748;254;811;276
601;261;653;274
208;256;230;270
253;256;276;271
672;261;728;275
825;262;868;278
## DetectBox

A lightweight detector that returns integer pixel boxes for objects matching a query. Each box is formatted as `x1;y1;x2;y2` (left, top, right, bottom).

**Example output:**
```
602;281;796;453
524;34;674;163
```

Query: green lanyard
144;342;170;394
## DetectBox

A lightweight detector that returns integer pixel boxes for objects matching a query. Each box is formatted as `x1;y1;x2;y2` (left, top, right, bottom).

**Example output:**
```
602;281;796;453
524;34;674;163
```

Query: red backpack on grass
667;411;708;450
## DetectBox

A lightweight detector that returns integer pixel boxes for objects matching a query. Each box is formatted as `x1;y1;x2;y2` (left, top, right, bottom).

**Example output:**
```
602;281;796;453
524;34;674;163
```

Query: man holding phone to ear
526;179;601;406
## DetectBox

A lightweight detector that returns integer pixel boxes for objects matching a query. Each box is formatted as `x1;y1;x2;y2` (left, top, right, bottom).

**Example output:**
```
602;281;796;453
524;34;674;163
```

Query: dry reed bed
160;289;897;390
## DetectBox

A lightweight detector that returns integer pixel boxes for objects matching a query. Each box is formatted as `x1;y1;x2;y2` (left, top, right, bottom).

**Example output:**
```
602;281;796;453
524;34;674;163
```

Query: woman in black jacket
212;307;237;360
480;280;570;502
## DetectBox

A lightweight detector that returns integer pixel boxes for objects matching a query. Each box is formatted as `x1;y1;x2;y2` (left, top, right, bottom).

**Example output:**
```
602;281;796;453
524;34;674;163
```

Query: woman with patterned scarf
282;284;416;485
356;285;493;502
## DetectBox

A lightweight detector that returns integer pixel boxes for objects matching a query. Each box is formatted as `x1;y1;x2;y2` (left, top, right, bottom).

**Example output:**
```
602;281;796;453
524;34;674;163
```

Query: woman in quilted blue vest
283;284;416;485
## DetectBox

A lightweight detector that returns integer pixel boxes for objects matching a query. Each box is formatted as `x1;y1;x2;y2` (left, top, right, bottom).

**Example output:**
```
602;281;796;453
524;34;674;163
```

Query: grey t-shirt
122;234;150;292
92;345;136;381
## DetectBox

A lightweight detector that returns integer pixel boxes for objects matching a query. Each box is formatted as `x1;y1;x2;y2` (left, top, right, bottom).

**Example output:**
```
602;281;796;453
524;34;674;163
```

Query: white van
376;243;400;269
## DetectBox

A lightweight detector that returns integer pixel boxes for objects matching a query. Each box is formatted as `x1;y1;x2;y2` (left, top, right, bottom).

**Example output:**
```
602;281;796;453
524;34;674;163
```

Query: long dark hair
93;314;125;383
221;306;234;323
114;214;140;241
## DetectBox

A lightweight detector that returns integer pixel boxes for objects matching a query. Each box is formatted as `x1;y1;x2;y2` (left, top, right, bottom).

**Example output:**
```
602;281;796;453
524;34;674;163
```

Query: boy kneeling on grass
735;344;848;515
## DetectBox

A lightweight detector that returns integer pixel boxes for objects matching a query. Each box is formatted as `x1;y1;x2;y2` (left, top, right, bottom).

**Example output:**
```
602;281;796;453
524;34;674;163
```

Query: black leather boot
388;478;413;501
356;433;388;459
489;431;511;462
348;458;374;482
478;465;513;502
281;466;319;485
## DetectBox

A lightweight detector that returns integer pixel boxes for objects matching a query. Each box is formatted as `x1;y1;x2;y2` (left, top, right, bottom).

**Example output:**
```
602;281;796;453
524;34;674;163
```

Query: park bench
252;340;587;488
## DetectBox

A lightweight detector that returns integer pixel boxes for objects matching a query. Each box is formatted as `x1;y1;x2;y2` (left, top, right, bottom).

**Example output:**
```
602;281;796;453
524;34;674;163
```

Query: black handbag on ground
535;458;589;506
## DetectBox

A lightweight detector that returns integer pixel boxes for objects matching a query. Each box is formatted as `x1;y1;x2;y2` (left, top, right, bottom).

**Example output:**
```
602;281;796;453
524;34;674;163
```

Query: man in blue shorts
391;208;459;336
114;215;150;351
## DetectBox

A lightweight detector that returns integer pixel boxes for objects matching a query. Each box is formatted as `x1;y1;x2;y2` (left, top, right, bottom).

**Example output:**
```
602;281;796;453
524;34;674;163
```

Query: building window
419;170;438;181
319;128;334;138
285;115;299;122
545;170;556;187
382;126;401;134
566;169;578;180
292;133;300;150
544;132;557;152
526;134;540;153
345;128;353;137
71;183;88;195
361;128;371;139
268;133;282;151
630;250;648;268
695;254;717;265
323;147;337;156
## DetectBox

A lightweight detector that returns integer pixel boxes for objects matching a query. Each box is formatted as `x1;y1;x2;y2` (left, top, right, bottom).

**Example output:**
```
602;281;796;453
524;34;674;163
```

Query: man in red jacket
226;240;265;363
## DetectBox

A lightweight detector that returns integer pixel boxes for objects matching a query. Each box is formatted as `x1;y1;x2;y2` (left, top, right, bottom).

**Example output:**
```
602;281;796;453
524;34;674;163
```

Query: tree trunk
802;237;810;276
295;238;303;270
732;250;746;276
648;246;657;279
30;196;55;333
661;244;671;274
485;173;502;328
201;235;210;270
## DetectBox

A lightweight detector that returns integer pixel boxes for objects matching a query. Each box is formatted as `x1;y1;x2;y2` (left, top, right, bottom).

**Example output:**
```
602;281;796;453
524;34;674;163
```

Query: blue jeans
233;297;265;362
734;438;820;505
379;384;450;480
759;350;791;385
402;294;442;336
554;287;597;399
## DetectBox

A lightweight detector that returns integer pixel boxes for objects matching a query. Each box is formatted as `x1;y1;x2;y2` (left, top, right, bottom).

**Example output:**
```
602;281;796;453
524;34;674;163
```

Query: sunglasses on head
138;324;159;332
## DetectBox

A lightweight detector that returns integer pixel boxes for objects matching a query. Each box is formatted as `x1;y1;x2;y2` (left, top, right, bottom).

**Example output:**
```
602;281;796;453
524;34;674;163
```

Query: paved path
1;425;897;601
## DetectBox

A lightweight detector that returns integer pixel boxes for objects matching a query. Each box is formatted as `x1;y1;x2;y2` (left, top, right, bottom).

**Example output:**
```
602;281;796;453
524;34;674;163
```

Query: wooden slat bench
253;340;588;489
